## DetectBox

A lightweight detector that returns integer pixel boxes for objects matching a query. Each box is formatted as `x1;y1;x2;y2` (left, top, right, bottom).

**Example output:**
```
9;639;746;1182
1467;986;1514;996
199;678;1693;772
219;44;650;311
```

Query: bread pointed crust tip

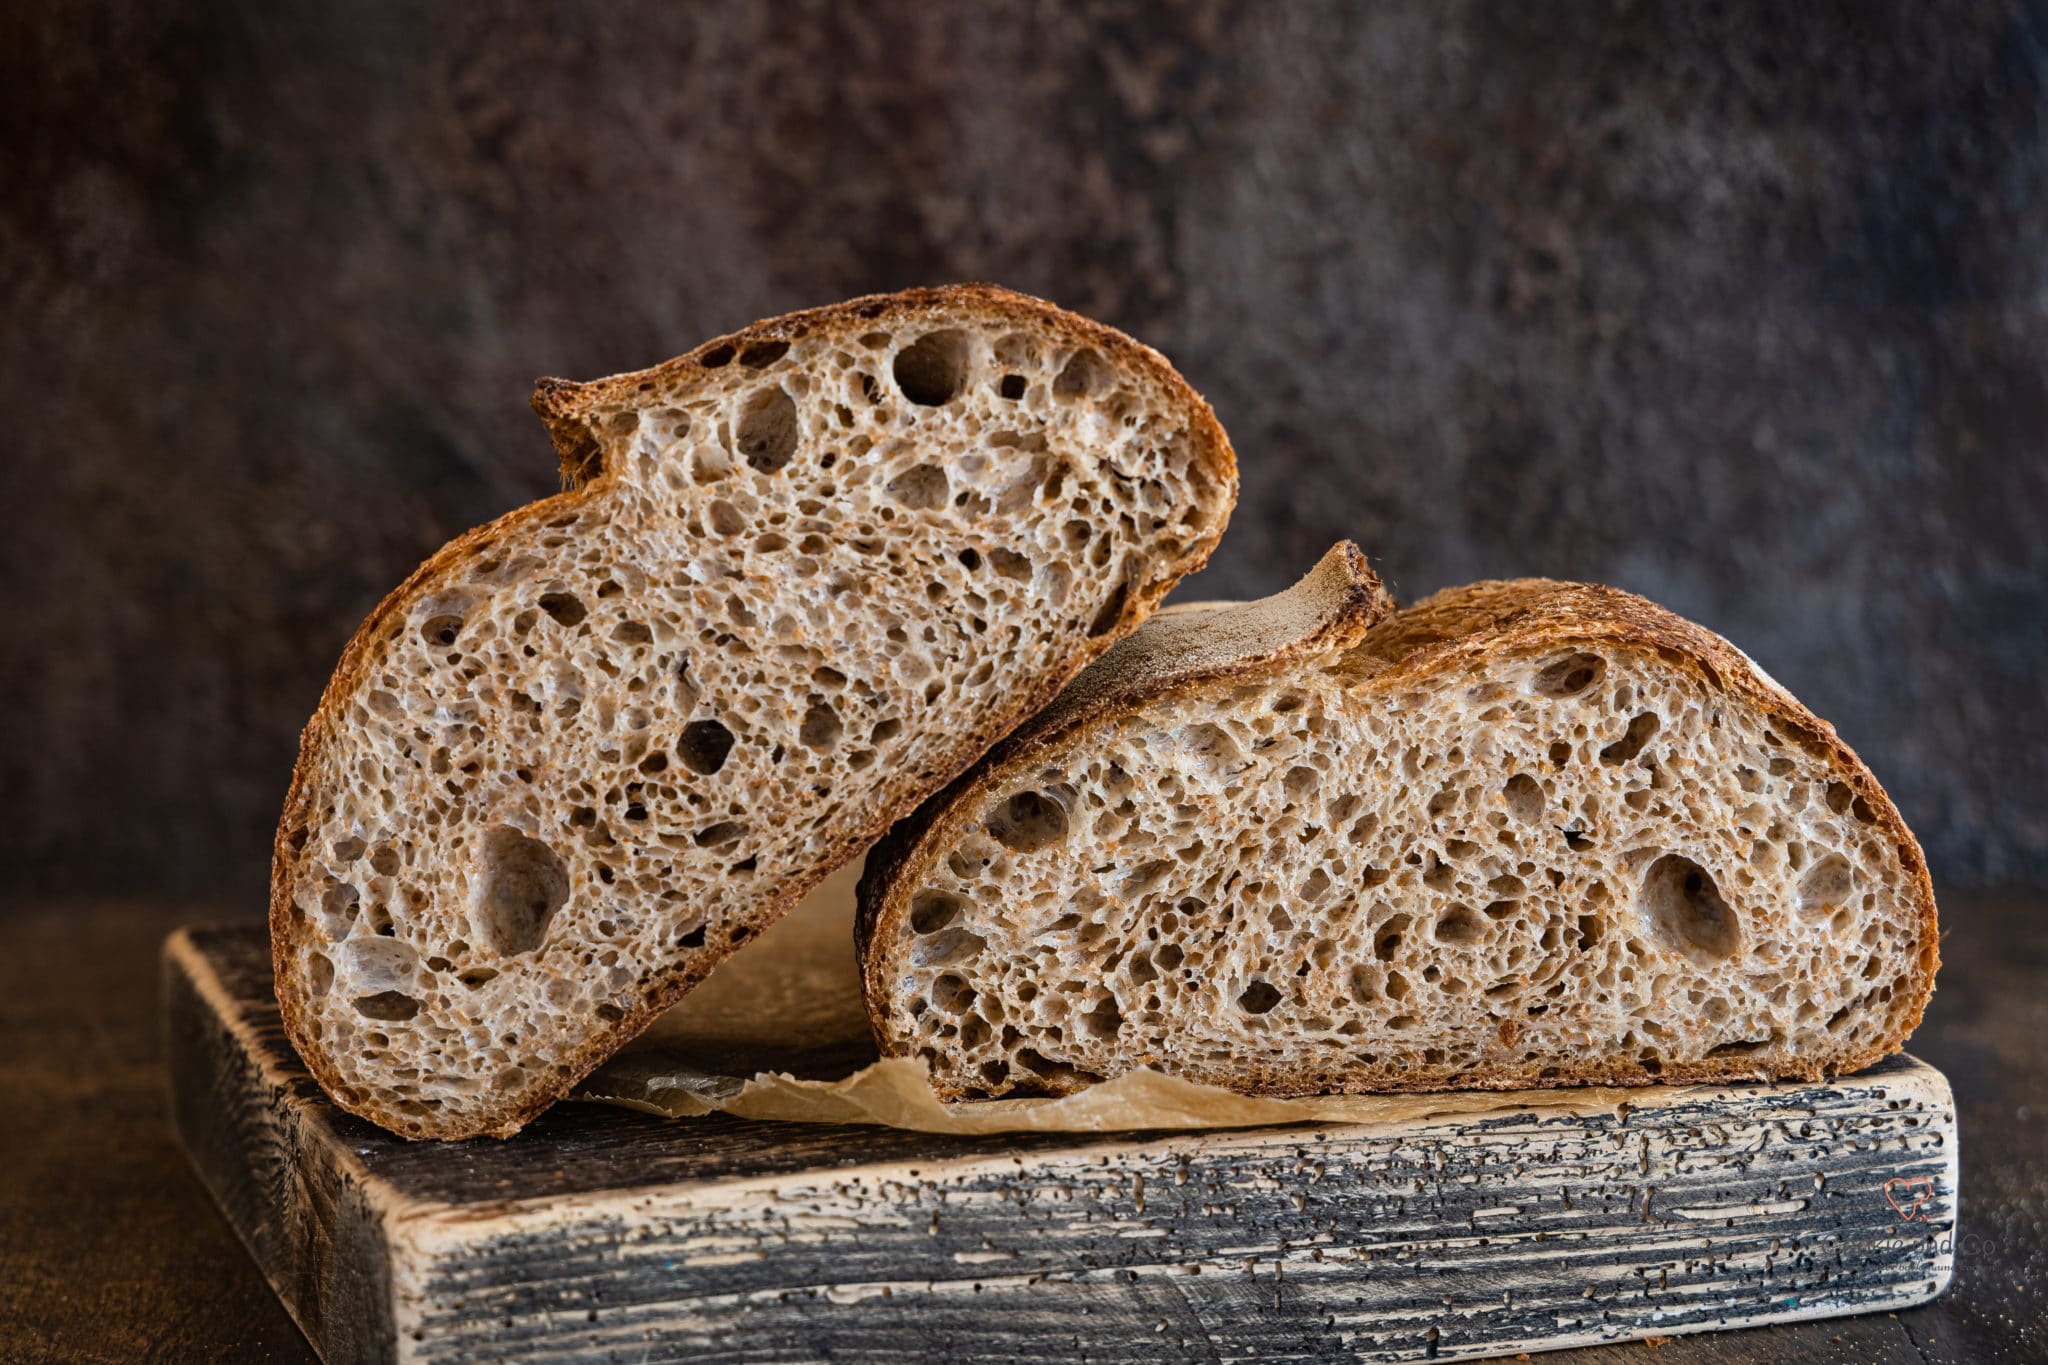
858;554;1939;1101
270;285;1237;1139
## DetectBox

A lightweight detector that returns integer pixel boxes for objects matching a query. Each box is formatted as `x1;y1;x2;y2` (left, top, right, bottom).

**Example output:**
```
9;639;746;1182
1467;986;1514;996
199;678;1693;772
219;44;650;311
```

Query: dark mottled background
4;1;2044;910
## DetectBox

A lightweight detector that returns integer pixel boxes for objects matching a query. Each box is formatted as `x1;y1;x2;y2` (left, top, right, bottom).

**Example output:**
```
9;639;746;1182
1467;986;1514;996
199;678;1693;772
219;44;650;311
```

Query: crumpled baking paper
576;860;1644;1135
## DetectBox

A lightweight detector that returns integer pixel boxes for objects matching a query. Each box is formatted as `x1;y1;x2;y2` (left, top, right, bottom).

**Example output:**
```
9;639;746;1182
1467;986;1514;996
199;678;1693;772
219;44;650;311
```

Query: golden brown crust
271;285;1237;1139
857;563;1940;1099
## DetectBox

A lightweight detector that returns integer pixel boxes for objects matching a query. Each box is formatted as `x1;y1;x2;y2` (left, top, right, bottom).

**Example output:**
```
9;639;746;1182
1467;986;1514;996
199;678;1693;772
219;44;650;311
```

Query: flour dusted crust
272;286;1236;1139
859;551;1939;1100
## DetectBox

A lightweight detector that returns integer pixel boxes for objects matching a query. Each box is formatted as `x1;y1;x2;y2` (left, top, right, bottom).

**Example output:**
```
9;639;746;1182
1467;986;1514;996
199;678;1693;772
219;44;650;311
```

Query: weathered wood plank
166;925;1956;1364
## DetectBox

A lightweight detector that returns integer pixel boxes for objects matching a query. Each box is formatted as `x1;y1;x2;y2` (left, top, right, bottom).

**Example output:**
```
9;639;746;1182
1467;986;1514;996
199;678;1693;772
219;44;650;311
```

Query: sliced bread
272;285;1236;1138
858;547;1939;1099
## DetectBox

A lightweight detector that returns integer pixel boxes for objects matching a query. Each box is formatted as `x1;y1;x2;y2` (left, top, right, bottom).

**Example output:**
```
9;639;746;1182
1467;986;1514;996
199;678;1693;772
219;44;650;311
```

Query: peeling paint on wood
166;926;1956;1363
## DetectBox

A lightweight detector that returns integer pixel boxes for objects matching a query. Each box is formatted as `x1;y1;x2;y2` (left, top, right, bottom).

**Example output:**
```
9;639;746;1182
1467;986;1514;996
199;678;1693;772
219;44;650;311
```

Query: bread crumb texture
272;287;1232;1137
868;578;1936;1100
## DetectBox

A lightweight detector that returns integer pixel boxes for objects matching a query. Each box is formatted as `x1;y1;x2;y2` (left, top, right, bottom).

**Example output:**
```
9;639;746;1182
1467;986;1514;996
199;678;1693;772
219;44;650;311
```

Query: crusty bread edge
270;284;1239;1139
857;565;1940;1100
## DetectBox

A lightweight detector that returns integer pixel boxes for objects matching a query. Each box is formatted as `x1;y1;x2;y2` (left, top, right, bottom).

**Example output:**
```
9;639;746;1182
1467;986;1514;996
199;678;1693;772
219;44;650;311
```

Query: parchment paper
577;860;1656;1135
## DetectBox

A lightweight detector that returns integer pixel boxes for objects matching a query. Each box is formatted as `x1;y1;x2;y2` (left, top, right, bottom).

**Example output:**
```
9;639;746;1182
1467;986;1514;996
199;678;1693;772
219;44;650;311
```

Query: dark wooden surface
166;926;1958;1364
3;895;2041;1363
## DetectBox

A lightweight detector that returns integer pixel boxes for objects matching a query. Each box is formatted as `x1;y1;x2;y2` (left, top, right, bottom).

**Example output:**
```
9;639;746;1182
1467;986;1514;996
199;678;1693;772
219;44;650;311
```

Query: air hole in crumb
1600;712;1660;765
892;329;969;405
1707;1036;1773;1058
677;720;735;775
420;615;463;648
1081;997;1123;1039
958;547;981;570
678;924;708;948
1375;914;1412;961
1799;853;1855;918
539;592;587;627
1014;1048;1104;1088
1237;981;1282;1015
988;788;1070;852
989;548;1033;581
596;1003;625;1023
998;373;1027;400
458;968;497;989
1434;905;1484;945
613;620;653;645
355;990;419;1022
708;500;745;536
1533;652;1606;698
473;826;570;957
910;890;965;934
307;953;333;996
1503;773;1543;821
886;463;949;509
694;821;746;847
322;881;361;924
1638;854;1741;963
930;973;975;1013
1346;966;1376;1002
739;339;789;368
737;387;799;473
911;926;986;970
1053;348;1109;397
800;701;841;750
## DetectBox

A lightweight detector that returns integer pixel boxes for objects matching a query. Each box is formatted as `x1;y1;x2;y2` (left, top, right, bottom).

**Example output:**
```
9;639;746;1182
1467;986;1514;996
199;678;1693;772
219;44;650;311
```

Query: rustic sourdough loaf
859;545;1939;1099
272;286;1236;1138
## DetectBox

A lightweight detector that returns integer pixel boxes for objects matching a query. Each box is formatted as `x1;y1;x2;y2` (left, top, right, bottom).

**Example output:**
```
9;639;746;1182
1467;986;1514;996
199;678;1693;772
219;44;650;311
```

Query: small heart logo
1884;1175;1935;1221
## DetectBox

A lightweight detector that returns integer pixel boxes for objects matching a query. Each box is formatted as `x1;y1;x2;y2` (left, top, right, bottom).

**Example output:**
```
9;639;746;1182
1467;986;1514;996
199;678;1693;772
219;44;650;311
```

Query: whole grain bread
858;546;1939;1099
272;285;1236;1139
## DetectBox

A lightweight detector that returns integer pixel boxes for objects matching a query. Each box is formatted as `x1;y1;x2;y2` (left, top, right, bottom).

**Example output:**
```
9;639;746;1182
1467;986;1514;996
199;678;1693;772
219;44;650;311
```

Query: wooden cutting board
165;925;1956;1364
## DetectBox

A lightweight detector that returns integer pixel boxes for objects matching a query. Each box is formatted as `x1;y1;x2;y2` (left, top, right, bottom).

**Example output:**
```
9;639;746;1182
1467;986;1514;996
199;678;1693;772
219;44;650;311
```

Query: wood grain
167;925;1956;1363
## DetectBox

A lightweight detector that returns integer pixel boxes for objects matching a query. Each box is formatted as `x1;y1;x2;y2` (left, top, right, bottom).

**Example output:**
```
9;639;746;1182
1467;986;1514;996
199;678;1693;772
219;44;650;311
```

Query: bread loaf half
272;286;1236;1138
858;546;1939;1099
